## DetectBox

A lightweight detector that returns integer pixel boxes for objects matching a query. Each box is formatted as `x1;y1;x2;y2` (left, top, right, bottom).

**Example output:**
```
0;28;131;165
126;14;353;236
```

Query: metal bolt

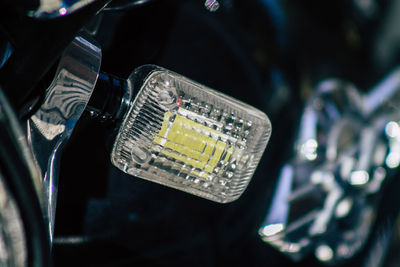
205;0;220;12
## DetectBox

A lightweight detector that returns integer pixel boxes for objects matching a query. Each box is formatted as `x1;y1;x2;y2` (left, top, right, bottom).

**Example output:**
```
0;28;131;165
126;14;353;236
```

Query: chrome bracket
27;35;101;241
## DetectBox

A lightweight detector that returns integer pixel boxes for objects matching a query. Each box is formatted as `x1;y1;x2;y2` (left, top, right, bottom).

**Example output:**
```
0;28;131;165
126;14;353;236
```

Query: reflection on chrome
385;120;400;169
315;244;334;262
28;0;96;18
349;170;369;185
385;121;400;138
260;223;284;237
300;139;318;161
26;35;101;241
386;153;400;168
59;7;68;16
335;198;352;218
260;73;400;264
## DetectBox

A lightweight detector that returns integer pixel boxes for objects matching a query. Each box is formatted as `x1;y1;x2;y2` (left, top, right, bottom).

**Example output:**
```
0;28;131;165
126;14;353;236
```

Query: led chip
111;65;271;203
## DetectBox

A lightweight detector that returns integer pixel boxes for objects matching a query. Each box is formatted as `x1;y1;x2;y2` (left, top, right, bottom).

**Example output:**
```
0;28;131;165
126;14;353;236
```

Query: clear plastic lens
111;66;271;203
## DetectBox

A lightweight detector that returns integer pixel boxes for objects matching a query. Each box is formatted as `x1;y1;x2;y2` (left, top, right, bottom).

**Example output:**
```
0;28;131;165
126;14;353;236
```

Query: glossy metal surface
259;69;400;264
204;0;220;12
27;35;101;241
28;0;98;18
28;0;156;17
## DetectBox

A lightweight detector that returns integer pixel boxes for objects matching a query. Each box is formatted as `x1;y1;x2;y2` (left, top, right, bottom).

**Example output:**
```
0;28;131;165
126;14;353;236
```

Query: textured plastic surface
111;67;271;203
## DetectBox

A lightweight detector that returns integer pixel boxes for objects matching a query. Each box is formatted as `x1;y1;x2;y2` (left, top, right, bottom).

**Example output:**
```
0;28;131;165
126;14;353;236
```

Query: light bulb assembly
110;65;271;203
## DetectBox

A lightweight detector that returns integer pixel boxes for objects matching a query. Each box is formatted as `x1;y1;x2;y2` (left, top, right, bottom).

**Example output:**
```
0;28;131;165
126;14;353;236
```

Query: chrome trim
260;70;400;263
28;0;97;18
27;35;101;241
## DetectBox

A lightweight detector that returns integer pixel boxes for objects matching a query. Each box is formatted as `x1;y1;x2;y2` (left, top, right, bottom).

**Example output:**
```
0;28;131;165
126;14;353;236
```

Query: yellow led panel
154;109;233;179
